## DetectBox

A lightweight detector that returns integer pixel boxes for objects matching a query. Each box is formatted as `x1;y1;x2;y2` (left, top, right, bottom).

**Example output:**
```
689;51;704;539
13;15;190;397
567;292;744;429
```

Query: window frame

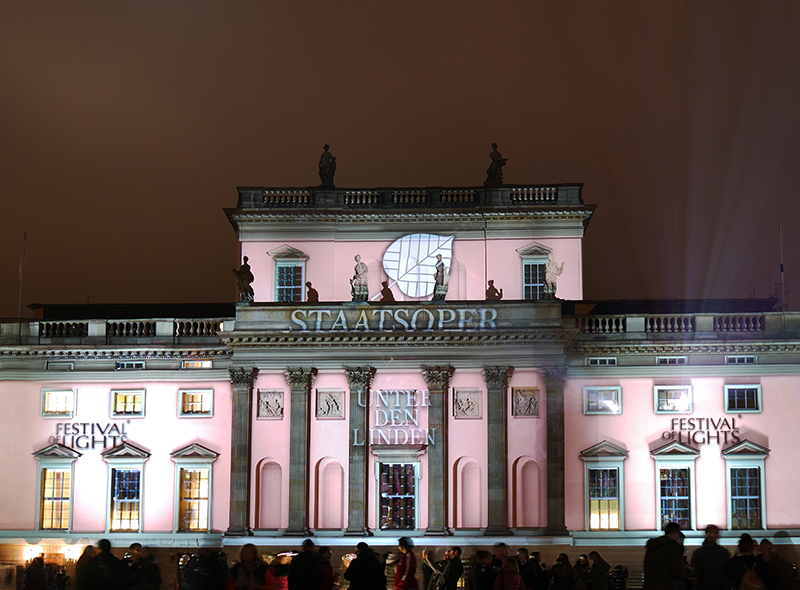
656;356;688;366
654;385;693;414
41;389;76;418
170;444;219;534
110;389;146;418
654;457;697;531
106;463;144;533
586;357;618;367
583;386;622;415
724;384;762;414
178;389;214;418
372;447;421;531
725;355;757;365
583;460;625;531
521;256;547;301
35;454;78;532
181;360;213;369
725;459;766;530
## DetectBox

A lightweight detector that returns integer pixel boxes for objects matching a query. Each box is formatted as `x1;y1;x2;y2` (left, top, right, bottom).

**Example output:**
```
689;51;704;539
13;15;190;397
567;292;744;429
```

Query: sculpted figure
485;143;507;185
305;281;319;302
350;255;369;301
486;280;503;300
233;256;255;302
544;254;565;298
379;280;395;302
431;254;450;301
318;144;336;187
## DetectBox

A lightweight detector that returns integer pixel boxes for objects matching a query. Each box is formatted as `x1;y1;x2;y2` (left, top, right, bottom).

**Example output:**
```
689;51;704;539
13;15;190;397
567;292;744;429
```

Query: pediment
170;443;220;460
516;242;552;257
580;440;629;458
651;440;700;457
268;244;307;259
722;439;770;456
101;440;151;459
32;443;82;459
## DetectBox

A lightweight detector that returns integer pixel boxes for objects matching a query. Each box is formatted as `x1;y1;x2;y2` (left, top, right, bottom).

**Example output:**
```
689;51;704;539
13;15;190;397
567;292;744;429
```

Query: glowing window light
656;387;692;413
179;390;213;416
43;390;74;416
41;469;70;530
62;545;83;561
24;545;44;561
110;469;141;532
588;468;620;531
178;468;209;532
584;387;622;415
112;391;144;416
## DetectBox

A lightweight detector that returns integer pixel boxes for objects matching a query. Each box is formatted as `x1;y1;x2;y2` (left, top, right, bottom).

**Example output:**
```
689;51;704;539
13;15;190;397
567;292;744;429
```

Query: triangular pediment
268;244;307;259
722;439;770;456
170;443;220;459
580;440;629;458
32;442;82;459
651;440;700;457
516;242;552;257
101;440;151;459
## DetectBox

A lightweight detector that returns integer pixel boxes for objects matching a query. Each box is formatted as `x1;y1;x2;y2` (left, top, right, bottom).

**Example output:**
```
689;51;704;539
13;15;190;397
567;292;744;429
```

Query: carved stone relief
512;387;540;417
316;389;345;419
453;388;481;419
257;389;284;419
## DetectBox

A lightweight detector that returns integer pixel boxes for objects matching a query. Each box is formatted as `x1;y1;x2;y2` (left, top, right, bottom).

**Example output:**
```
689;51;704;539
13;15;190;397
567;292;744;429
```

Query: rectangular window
42;390;75;417
586;357;617;367
379;463;415;530
726;355;757;365
40;469;70;530
276;263;303;302
657;356;687;366
655;386;693;414
182;360;212;369
116;361;145;370
111;390;144;417
584;387;622;414
588;468;620;530
660;468;691;529
725;385;761;413
730;467;762;529
110;469;141;532
178;468;209;532
179;390;214;416
522;261;546;300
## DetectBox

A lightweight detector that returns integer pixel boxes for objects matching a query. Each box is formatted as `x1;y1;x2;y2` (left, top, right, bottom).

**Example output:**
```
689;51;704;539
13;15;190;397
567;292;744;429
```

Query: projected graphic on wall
382;234;454;298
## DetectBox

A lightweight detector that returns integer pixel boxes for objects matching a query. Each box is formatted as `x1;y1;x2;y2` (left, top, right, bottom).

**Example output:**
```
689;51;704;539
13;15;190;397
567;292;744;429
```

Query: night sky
2;2;799;318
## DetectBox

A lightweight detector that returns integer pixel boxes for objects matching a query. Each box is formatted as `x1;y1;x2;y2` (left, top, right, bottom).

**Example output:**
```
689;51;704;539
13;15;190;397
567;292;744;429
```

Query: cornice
569;341;800;356
221;331;572;347
228;209;593;225
0;347;230;361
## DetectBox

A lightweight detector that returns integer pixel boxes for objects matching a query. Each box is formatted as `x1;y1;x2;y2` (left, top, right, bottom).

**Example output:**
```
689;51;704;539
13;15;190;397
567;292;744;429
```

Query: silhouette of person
486;280;503;300
380;281;395;302
306;282;319;302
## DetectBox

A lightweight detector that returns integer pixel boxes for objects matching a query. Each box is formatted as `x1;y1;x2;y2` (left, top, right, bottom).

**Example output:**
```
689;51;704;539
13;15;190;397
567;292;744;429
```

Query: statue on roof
350;255;369;301
544;254;564;299
233;256;255;302
431;254;450;301
486;280;503;300
319;144;336;187
485;143;507;185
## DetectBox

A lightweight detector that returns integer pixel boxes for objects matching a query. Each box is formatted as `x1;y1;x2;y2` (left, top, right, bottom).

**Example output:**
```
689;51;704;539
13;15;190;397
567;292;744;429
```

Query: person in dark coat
573;556;590;590
289;540;322;590
608;566;628;590
691;525;730;590
515;549;536;590
643;522;686;590
422;550;438;590
471;551;496;590
550;554;574;590
319;547;336;590
74;546;96;590
23;556;47;590
190;551;229;590
722;534;771;590
423;547;463;590
343;542;383;590
227;544;274;590
129;547;162;590
759;540;795;590
86;539;125;590
588;552;611;590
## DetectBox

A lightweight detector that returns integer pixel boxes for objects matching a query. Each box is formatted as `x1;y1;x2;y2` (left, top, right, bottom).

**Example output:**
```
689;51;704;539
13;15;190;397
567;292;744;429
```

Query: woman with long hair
227;544;275;590
492;558;525;590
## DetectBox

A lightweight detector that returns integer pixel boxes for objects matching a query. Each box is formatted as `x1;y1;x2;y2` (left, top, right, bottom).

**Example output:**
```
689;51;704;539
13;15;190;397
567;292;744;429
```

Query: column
423;365;454;536
285;367;317;536
344;366;375;536
226;366;259;536
543;365;568;535
483;366;513;535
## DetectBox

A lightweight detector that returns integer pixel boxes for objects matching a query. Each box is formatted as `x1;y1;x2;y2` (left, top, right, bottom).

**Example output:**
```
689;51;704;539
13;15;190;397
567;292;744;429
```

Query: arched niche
453;456;482;529
315;457;344;530
513;456;541;528
256;458;282;529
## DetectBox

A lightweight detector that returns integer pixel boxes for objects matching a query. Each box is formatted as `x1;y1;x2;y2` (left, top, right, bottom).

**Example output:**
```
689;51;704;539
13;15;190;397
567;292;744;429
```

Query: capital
229;367;259;389
345;367;375;391
422;365;455;390
285;367;317;388
483;366;514;387
542;365;567;390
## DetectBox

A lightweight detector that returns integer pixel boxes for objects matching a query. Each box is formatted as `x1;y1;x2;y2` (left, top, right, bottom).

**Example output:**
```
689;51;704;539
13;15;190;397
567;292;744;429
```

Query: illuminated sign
382;233;454;298
351;389;435;447
661;417;741;446
50;422;129;450
291;307;498;332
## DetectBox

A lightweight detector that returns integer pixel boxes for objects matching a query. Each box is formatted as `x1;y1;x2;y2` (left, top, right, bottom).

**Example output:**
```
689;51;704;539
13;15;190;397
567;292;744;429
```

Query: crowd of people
21;527;797;590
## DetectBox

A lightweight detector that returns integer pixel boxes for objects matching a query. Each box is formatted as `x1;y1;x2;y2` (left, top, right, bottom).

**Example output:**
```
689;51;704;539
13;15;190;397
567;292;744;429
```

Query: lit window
729;467;762;529
40;469;71;530
726;355;756;365
178;468;210;532
111;390;144;417
660;468;691;529
179;389;214;417
587;357;617;367
522;261;546;300
42;390;75;417
657;356;687;366
725;385;761;413
655;386;693;414
379;463;416;530
110;469;141;532
182;360;212;369
584;387;622;414
588;468;620;531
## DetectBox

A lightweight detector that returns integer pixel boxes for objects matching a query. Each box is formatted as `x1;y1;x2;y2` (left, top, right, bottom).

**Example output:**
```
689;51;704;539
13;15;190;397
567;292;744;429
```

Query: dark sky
2;1;799;318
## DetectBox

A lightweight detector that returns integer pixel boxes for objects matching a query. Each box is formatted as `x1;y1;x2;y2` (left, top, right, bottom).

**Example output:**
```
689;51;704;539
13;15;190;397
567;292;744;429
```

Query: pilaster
483;366;513;535
226;366;259;536
423;365;454;536
344;366;375;536
543;365;569;535
284;367;317;536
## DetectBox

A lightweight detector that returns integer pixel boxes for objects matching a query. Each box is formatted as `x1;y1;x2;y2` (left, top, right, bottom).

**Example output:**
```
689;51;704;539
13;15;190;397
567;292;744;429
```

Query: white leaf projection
382;234;454;298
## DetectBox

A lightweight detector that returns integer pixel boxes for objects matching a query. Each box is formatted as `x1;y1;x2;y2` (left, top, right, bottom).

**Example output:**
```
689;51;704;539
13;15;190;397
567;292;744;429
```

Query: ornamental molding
482;366;514;387
170;443;220;460
229;210;594;225
101;440;152;459
542;365;567;389
569;342;800;356
580;440;629;458
722;439;770;456
285;367;317;388
33;442;82;459
650;440;700;457
229;366;259;389
345;366;375;391
422;365;455;389
0;348;230;360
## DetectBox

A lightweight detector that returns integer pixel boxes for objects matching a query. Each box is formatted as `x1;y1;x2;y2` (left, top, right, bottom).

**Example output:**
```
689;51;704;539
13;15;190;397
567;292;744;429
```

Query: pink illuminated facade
2;183;800;568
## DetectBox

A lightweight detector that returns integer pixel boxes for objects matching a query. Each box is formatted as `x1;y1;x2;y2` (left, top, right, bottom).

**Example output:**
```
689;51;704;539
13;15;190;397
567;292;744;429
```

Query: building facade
1;184;799;569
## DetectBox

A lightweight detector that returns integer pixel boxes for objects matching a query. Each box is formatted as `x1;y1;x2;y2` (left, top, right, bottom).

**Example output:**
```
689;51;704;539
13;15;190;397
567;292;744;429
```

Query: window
522;261;546;300
42;390;75;417
659;468;691;529
587;357;617;367
182;360;212;369
657;356;687;366
40;469;71;530
46;362;74;371
179;389;214;417
723;440;768;531
178;468;210;532
109;469;141;532
116;361;145;370
583;386;622;414
655;386;693;414
269;244;308;302
726;355;756;365
725;385;761;413
588;468;620;530
111;390;144;417
379;463;416;530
